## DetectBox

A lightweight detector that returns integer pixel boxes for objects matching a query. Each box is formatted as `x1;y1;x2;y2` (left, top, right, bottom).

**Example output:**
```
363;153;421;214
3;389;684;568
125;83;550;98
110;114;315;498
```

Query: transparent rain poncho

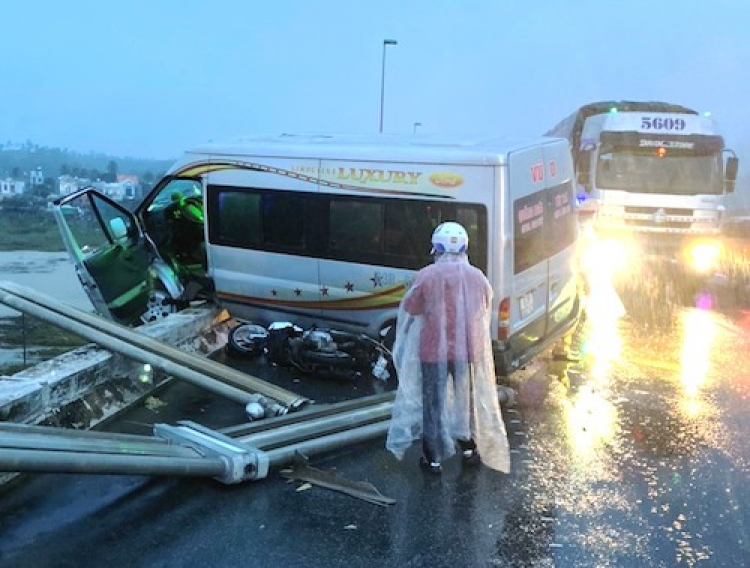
386;253;511;472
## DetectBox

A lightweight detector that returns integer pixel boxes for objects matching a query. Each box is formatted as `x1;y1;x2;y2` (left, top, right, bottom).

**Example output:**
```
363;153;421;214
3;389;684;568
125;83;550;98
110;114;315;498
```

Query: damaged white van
53;134;582;374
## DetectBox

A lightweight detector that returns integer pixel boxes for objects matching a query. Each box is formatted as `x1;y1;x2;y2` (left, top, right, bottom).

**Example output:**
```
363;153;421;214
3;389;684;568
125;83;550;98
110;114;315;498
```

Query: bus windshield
595;147;723;195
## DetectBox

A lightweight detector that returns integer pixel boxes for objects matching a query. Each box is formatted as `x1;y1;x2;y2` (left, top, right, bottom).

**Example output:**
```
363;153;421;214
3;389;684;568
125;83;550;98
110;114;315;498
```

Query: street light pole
379;39;398;133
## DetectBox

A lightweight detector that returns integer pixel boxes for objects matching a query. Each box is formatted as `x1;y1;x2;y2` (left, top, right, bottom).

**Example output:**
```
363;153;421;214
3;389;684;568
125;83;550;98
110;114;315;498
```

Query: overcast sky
2;0;749;162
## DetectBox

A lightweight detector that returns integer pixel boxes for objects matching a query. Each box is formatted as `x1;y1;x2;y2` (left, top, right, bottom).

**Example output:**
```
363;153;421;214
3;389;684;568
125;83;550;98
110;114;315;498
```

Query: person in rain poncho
386;221;510;474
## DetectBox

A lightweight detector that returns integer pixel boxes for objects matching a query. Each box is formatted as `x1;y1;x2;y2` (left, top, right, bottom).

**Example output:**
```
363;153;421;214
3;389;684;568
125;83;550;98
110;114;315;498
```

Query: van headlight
686;241;721;273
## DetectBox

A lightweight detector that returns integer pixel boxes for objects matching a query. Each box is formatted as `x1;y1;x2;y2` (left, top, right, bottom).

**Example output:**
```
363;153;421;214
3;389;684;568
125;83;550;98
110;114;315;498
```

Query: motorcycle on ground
227;321;393;382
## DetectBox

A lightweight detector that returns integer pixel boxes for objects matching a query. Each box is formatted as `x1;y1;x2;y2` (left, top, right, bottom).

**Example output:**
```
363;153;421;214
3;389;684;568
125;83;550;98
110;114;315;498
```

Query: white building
0;178;26;197
29;167;44;186
58;175;85;195
57;175;139;200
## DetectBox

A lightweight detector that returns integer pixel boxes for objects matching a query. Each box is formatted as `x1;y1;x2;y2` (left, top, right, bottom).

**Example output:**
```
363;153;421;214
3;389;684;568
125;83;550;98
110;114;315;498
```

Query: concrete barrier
0;306;232;428
0;306;233;487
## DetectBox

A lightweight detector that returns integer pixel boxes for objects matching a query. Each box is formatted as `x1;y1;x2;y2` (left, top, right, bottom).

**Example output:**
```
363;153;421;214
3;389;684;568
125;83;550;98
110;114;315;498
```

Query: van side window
215;191;261;247
263;193;305;249
456;207;486;269
384;201;436;260
329;199;383;254
208;185;487;273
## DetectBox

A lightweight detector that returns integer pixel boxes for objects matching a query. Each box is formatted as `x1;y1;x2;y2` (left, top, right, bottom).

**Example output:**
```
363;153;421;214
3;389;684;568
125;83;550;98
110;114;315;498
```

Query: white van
53;134;582;375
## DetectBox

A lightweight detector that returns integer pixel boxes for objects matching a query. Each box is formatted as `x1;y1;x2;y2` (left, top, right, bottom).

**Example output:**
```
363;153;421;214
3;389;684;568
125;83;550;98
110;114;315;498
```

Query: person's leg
452;361;480;466
421;361;447;471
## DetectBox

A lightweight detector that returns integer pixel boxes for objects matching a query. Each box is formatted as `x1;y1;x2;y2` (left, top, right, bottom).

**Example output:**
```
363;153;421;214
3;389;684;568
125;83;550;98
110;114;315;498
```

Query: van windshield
146;178;203;213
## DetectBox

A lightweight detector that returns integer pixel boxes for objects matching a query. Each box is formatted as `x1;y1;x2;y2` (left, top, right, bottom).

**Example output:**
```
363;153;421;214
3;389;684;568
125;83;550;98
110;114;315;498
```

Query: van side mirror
109;217;129;243
725;155;739;194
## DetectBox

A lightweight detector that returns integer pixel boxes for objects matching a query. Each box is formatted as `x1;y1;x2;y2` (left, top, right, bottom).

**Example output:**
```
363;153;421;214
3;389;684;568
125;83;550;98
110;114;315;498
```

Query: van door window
69;196;118;254
513;188;547;274
545;181;576;256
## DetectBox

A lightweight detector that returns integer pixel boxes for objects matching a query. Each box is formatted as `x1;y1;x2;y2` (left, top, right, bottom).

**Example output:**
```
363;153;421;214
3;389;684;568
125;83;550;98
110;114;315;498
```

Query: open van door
53;189;183;325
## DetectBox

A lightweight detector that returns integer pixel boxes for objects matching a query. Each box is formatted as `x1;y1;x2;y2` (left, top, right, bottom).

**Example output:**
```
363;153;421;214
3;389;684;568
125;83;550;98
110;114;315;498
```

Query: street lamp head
379;39;398;133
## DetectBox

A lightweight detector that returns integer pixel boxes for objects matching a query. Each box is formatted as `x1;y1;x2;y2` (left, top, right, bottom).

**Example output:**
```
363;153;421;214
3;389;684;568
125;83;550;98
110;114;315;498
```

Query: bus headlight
686;241;721;273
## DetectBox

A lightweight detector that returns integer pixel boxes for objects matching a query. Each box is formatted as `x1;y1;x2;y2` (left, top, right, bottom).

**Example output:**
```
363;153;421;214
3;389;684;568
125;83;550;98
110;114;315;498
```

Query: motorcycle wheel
227;323;267;358
302;349;354;367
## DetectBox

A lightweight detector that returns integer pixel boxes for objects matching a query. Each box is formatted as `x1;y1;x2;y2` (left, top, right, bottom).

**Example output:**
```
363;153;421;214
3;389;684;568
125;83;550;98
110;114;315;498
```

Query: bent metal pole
0;282;308;410
0;448;226;478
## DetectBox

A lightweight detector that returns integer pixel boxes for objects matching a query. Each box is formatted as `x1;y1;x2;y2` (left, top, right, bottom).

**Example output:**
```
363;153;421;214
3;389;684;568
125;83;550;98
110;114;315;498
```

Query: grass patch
0;315;88;348
0;211;67;252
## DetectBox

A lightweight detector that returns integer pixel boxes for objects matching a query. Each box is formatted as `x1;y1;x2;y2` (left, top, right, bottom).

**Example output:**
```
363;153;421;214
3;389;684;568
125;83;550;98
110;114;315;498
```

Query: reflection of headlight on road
565;385;616;459
686;241;721;273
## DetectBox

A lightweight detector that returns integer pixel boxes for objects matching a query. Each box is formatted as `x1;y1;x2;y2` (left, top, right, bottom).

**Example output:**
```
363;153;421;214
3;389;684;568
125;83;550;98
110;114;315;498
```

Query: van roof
183;134;567;166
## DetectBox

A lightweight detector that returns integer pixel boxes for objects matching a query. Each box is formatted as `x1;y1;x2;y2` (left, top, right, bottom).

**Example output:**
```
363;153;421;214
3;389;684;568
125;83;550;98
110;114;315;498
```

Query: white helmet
431;221;468;254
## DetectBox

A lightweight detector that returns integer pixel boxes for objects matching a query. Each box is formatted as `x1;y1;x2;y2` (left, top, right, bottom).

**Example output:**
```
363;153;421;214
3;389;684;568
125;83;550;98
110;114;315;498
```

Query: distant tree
60;163;70;176
143;170;155;184
11;166;20;179
107;160;118;182
30;179;54;198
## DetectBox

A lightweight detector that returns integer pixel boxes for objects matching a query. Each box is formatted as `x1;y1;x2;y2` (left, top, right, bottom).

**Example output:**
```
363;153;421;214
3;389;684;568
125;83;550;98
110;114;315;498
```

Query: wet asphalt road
0;267;749;567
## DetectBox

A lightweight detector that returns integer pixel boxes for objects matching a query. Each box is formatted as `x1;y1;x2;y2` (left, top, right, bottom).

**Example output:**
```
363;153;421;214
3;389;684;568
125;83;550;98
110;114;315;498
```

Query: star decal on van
320;286;329;296
294;289;302;296
270;289;278;296
370;274;384;287
345;282;354;292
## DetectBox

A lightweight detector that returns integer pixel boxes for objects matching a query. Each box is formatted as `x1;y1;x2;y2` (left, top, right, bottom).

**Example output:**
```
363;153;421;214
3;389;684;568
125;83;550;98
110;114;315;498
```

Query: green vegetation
0;210;67;251
0;140;174;251
0;315;89;374
0;140;173;186
0;209;110;252
0;315;87;347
